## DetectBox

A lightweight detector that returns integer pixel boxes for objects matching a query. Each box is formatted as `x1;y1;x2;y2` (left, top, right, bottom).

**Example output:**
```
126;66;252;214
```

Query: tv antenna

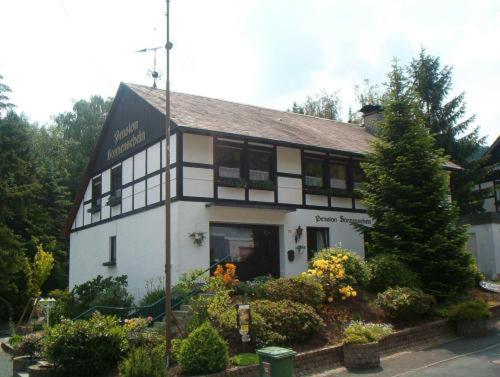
136;46;163;88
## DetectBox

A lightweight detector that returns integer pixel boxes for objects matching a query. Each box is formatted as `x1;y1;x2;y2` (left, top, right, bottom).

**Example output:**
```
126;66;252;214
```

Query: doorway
210;223;280;281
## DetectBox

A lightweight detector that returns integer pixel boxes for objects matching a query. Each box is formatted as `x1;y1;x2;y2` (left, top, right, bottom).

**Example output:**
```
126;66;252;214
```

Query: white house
64;83;459;299
464;136;500;279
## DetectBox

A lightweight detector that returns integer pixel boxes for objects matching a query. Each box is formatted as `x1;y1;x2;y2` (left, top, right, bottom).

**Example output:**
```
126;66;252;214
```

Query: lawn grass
230;353;259;366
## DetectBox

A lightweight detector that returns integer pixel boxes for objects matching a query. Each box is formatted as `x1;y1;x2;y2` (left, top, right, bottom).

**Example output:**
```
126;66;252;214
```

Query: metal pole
164;0;172;368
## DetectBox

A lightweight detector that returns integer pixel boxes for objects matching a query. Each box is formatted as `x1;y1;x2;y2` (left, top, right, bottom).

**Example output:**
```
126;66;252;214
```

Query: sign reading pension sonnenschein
92;87;165;174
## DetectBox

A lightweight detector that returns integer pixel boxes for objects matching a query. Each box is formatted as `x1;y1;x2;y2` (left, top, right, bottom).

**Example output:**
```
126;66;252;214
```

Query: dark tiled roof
126;83;374;156
126;83;461;169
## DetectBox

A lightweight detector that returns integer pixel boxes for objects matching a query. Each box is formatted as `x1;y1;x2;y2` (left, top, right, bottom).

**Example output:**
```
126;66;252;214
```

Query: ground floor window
307;227;329;260
210;224;279;281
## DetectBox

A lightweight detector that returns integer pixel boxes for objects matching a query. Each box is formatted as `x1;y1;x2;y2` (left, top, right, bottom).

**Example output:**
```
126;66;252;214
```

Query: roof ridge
123;82;362;129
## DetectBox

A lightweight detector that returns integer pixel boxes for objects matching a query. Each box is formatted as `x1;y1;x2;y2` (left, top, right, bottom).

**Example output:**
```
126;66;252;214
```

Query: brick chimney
359;104;383;135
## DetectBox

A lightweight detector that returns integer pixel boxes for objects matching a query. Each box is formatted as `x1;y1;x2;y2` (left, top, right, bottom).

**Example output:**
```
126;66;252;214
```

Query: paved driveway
0;337;12;377
313;320;500;377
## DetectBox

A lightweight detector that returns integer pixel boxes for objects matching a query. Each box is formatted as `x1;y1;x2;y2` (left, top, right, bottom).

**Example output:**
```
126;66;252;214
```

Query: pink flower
147;316;153;322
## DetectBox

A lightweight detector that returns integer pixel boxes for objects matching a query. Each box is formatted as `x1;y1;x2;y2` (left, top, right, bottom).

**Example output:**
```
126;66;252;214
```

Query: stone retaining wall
207;304;500;377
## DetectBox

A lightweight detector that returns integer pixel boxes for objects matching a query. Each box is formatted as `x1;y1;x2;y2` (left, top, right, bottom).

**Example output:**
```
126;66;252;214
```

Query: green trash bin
256;346;297;377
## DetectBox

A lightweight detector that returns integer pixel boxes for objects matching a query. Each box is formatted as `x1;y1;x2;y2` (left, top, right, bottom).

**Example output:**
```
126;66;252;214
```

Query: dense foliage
172;322;229;375
376;287;436;321
43;313;128;376
0;74;112;320
50;275;134;322
251;299;324;346
447;300;492;321
119;346;166;377
261;275;324;307
357;63;476;299
343;321;393;345
368;254;421;293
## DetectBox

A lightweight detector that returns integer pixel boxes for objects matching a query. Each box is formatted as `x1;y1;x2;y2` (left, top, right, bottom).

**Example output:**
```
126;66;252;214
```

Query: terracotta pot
343;341;380;369
456;319;489;337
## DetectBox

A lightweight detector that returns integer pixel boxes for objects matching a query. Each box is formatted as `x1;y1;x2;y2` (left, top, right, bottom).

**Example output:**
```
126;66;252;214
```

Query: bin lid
256;346;297;359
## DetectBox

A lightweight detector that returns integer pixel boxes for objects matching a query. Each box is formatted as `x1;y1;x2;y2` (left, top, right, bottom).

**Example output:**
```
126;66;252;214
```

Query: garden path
0;336;12;377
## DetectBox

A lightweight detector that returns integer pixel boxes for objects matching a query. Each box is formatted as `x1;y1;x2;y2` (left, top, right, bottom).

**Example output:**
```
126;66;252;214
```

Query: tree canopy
358;62;476;298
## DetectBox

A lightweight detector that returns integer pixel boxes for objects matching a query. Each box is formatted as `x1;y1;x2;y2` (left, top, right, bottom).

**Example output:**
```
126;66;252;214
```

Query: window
304;158;324;187
110;165;122;198
353;164;365;189
218;145;243;178
91;176;102;208
307;227;329;260
329;162;347;189
249;148;273;182
109;236;117;264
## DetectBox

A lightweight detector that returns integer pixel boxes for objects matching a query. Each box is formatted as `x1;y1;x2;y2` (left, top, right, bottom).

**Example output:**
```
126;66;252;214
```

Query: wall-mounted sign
315;215;372;225
106;120;146;161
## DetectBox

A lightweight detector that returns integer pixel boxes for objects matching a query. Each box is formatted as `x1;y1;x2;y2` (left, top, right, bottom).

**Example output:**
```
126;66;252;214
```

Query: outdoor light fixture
295;226;303;243
38;298;56;327
236;304;251;343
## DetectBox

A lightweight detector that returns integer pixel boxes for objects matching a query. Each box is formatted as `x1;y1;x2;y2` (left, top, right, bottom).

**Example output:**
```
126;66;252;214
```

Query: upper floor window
304;157;324;187
218;144;243;179
329;162;347;189
111;165;122;198
91;176;102;208
249;148;273;182
353;164;366;189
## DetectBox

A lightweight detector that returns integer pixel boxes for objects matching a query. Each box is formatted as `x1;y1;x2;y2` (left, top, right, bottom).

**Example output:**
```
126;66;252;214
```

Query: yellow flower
352;291;357;297
342;255;348;261
341;296;346;300
327;297;334;303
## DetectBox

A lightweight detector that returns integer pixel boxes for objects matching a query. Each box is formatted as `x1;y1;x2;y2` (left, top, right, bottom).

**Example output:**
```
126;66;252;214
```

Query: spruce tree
360;62;475;299
409;49;487;214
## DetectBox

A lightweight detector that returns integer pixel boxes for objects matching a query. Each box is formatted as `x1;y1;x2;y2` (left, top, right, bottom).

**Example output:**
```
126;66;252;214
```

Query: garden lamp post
38;298;56;327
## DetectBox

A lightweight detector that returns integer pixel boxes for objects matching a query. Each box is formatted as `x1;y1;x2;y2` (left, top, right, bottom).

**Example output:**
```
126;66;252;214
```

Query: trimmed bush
119;346;166;377
368;254;421;292
343;321;393;345
376;287;436;321
12;333;43;358
43;313;128;376
262;275;324;307
233;276;272;299
447;300;492;321
251;299;324;346
172;322;229;375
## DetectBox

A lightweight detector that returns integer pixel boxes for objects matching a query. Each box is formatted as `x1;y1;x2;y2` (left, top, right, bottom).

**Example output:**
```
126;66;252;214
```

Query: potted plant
448;300;491;337
342;321;392;370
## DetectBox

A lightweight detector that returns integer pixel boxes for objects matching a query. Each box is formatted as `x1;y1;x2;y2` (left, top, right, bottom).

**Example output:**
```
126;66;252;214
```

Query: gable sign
106;120;146;161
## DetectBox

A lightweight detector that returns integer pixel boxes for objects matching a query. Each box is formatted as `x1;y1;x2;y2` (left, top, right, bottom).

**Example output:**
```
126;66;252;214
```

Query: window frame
110;165;122;198
103;235;117;266
306;227;330;260
91;176;102;209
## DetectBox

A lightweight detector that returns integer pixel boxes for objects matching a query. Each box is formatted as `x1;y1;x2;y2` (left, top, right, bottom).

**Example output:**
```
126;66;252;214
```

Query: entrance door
210;224;279;281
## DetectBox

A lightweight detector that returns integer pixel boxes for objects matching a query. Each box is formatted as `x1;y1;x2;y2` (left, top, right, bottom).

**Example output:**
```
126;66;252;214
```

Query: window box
249;180;275;191
102;261;116;267
304;186;331;196
217;177;246;188
87;204;101;214
106;194;122;207
331;188;361;198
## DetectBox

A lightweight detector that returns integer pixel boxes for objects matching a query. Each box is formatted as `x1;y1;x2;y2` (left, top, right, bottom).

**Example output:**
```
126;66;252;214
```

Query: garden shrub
172;268;207;303
188;277;236;334
251;299;324;346
305;247;369;303
12;333;43;358
49;275;134;321
119;346;166;377
262;275;324;307
43;313;128;376
139;277;165;307
172;322;229;375
343;321;393;345
447;300;491;321
376;287;436;321
233;276;272;299
124;318;165;351
368;254;421;292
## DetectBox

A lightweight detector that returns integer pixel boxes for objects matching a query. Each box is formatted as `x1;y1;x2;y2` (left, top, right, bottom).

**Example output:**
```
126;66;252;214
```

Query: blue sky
1;0;498;143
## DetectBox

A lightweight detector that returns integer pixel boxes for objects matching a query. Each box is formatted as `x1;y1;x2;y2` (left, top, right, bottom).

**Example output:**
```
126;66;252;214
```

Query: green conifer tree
360;62;475;299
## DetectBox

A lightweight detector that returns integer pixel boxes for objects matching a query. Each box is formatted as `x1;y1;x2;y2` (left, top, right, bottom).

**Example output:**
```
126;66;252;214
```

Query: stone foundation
456;319;489;337
343;342;380;370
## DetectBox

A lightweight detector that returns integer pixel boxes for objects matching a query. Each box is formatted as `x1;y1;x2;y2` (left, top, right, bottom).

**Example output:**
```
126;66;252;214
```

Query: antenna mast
135;46;163;88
